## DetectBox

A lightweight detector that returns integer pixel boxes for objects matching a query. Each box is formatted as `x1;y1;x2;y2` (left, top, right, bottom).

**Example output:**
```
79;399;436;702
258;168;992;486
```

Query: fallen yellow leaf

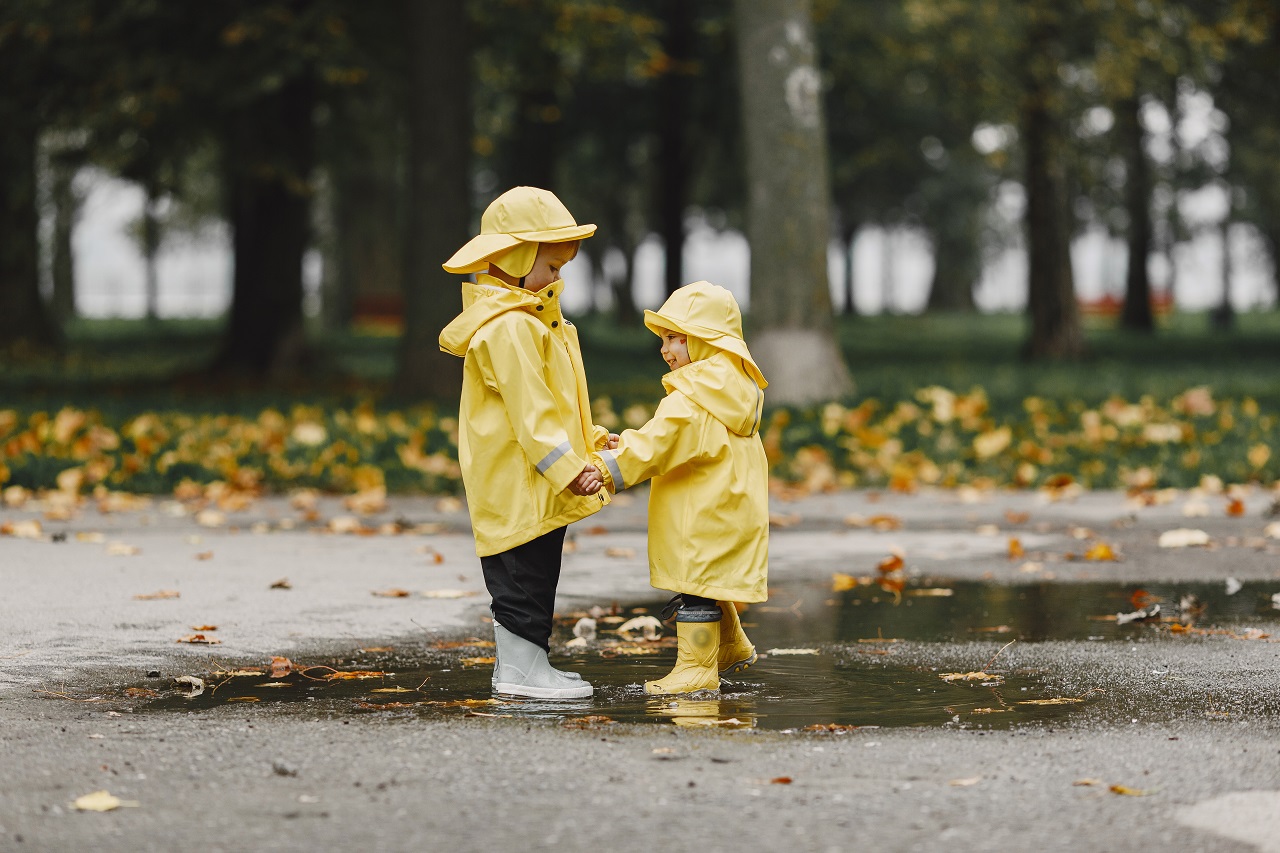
72;790;139;811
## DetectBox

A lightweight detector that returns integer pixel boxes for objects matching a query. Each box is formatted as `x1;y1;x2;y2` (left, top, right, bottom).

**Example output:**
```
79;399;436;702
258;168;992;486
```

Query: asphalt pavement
2;485;1279;852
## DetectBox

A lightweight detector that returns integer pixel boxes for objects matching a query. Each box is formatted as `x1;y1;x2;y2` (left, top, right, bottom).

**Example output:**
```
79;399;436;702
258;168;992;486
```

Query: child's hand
568;465;603;496
607;433;620;450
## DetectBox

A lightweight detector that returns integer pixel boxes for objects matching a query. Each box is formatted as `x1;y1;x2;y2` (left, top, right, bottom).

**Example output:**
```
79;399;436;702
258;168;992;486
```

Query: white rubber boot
490;620;582;690
492;622;593;699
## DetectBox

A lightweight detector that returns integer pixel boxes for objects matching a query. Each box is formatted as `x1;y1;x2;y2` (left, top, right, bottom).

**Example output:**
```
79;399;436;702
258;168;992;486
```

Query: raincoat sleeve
477;317;589;493
592;392;707;493
590;424;610;450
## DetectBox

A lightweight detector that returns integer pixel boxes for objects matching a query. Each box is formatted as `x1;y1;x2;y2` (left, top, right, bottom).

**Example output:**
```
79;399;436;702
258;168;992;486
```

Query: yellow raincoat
440;274;610;556
593;283;769;602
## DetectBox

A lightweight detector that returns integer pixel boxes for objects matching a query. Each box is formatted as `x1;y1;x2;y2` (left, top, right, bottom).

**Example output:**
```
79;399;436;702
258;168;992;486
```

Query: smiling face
522;241;579;293
658;328;691;371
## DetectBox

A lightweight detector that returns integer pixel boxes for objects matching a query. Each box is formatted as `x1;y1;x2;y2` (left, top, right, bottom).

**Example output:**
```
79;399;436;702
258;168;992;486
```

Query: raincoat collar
439;274;565;357
663;351;765;437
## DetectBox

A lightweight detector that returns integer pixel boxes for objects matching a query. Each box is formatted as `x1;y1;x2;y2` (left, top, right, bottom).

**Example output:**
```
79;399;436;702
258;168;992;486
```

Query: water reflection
133;580;1277;731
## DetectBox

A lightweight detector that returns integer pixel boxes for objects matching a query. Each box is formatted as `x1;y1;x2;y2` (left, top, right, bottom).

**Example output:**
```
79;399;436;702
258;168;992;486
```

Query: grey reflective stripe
600;449;625;491
536;440;573;474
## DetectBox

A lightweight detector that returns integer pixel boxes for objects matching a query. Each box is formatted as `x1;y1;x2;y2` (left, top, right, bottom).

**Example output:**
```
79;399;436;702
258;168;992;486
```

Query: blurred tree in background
0;0;1277;395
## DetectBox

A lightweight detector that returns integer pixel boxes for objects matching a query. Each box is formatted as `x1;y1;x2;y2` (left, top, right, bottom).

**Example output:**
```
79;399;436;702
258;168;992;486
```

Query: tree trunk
215;73;315;377
0;116;61;352
329;98;403;331
392;0;469;400
1020;11;1084;360
49;157;80;322
142;185;161;323
1210;216;1235;330
925;209;980;313
733;0;853;405
658;0;694;298
838;216;858;316
1119;95;1154;331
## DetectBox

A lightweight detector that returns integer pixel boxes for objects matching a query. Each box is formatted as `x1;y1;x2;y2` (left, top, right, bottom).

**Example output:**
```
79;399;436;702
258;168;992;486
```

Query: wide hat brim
442;224;597;274
644;309;768;389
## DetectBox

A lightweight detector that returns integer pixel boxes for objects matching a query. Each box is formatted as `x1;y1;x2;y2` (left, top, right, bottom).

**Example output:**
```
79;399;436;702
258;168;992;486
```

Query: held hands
607;433;620;450
568;464;603;496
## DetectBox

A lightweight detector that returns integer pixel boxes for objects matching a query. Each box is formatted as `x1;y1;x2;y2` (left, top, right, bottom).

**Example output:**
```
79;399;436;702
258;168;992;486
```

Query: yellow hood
439;276;541;357
662;352;764;437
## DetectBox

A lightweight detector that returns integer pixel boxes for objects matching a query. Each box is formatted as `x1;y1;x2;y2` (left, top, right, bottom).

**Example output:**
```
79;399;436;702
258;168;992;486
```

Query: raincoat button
551;321;559;327
536;305;544;311
547;289;554;296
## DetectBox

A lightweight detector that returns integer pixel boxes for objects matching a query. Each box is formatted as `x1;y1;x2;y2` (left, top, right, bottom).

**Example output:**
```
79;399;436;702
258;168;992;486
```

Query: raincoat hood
663;352;765;438
439;275;542;357
644;281;767;389
443;186;596;275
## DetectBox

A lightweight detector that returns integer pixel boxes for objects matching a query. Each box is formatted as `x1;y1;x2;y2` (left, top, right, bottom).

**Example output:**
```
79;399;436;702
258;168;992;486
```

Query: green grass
4;309;1279;414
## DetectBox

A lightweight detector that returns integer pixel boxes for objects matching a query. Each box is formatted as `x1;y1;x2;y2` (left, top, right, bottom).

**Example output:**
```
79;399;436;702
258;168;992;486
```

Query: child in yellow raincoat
439;186;616;700
592;281;769;695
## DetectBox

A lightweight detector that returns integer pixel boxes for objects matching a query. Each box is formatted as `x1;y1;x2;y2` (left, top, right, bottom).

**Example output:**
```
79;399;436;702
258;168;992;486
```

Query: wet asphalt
2;486;1279;852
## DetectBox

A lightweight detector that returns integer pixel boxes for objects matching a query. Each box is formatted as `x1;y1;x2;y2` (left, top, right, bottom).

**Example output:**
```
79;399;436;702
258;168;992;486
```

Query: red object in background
1078;291;1174;317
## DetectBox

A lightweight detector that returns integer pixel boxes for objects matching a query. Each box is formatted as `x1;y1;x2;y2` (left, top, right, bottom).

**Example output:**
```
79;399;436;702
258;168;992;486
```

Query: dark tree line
1;0;1277;401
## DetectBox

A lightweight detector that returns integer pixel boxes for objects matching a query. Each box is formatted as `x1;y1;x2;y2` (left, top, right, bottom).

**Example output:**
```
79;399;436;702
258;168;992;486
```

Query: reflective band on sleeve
536;440;573;474
600;449;625;491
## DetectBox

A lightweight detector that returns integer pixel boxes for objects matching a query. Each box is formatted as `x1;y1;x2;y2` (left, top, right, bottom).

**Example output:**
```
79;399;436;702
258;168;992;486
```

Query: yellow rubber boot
717;601;757;675
645;611;721;695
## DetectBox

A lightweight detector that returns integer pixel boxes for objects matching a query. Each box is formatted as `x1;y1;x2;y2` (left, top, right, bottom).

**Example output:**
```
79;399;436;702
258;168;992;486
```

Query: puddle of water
134;580;1278;731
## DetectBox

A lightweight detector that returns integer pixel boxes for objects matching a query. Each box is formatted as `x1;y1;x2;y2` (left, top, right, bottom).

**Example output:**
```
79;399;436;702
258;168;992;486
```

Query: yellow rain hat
645;281;767;389
442;186;596;274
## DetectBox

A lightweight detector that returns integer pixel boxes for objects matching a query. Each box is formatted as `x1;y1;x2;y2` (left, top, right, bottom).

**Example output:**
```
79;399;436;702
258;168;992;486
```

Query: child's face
658;328;690;371
524;241;579;293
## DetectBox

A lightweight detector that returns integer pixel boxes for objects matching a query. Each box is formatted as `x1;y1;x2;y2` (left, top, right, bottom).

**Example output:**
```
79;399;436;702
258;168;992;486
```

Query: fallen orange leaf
176;633;220;645
372;588;412;598
133;589;180;600
269;656;294;678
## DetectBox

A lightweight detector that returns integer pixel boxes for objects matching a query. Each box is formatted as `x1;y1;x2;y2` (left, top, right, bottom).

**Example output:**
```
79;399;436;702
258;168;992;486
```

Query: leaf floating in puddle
356;700;424;710
226;696;260;703
939;671;1004;684
325;670;388;680
258;682;291;688
72;790;139;812
460;657;496;667
123;687;159;699
802;723;867;733
766;648;820;656
370;686;416;693
969;708;1009;714
269;656;294;678
561;715;615;729
425;698;500;708
174;675;205;696
904;588;954;597
672;717;752;728
1115;604;1161;625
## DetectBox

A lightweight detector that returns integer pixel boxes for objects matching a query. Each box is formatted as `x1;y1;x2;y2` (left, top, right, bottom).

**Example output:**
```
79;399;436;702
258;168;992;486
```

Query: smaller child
592;281;769;695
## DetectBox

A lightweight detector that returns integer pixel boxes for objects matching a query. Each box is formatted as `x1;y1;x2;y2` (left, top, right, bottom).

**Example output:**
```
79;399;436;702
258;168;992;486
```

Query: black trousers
480;526;567;651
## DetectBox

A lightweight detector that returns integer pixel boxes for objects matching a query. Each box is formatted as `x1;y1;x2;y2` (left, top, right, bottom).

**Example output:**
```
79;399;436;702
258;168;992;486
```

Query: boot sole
494;682;593;700
719;650;757;675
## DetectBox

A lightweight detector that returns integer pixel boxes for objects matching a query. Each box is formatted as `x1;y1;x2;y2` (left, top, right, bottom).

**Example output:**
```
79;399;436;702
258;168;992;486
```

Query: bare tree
733;0;853;405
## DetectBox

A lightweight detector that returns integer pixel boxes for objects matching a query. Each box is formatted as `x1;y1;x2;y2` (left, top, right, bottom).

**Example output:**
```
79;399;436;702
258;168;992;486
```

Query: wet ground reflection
136;580;1278;731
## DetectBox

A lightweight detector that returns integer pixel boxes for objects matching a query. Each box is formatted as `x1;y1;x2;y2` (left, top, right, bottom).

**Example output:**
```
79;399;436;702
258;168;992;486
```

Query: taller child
439;186;614;700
